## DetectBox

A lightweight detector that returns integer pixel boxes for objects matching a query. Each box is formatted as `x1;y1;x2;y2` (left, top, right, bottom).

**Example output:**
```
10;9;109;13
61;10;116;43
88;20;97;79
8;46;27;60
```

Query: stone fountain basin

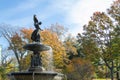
23;43;50;51
9;71;57;80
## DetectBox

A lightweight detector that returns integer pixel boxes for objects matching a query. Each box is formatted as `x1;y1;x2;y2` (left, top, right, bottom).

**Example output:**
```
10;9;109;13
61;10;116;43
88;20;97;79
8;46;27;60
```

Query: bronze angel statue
31;15;42;42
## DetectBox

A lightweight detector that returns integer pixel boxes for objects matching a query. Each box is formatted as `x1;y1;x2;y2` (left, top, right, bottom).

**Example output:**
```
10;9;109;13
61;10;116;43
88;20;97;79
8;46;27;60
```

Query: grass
93;79;111;80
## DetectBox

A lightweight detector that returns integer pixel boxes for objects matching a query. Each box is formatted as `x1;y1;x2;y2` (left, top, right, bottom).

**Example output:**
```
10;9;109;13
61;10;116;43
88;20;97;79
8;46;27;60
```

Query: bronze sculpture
31;15;42;42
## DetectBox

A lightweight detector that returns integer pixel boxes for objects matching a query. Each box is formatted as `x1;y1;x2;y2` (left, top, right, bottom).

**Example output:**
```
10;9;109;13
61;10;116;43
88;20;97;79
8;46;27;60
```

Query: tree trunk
116;61;120;80
104;59;114;80
110;68;114;80
116;68;120;80
110;61;114;80
18;62;22;71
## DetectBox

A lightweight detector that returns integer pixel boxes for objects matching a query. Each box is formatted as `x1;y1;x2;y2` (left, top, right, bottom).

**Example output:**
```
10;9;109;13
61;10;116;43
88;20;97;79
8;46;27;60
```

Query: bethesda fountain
9;15;58;80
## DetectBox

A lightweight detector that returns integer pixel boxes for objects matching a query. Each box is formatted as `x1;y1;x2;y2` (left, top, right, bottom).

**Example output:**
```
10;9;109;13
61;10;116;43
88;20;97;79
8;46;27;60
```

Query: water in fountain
46;46;54;71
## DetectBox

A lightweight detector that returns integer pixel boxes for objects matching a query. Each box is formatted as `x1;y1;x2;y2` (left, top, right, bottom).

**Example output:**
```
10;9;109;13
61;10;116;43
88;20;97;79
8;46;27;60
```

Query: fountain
9;15;58;80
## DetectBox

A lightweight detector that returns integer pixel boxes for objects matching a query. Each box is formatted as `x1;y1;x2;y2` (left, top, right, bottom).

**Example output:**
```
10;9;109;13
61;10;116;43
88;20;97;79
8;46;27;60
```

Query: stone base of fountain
9;71;57;80
28;66;43;72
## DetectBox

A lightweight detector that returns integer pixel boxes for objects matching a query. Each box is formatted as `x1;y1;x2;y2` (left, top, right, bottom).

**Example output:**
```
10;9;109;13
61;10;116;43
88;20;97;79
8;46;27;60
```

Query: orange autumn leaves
16;28;66;68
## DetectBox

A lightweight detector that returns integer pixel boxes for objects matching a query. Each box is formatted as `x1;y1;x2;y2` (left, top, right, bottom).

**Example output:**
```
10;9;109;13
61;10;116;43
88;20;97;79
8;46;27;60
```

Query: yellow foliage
41;30;66;68
21;28;33;43
64;58;94;80
19;28;66;69
64;35;77;56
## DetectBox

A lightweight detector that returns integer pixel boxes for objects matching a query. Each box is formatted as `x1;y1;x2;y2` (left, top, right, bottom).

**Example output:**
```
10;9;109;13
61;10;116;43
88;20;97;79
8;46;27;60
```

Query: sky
0;0;115;48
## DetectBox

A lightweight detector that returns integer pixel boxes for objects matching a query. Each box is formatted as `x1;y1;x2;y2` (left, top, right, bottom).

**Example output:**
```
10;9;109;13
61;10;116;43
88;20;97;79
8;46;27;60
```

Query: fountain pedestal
23;43;50;72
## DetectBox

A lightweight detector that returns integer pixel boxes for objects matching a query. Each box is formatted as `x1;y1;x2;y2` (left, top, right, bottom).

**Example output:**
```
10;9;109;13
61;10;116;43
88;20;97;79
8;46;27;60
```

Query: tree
64;58;94;80
0;49;15;80
78;11;120;79
110;37;120;79
19;28;33;70
20;28;33;43
41;30;66;69
63;34;94;80
108;0;120;24
47;23;68;40
18;28;67;69
0;66;6;80
0;25;26;71
108;0;120;79
63;34;77;60
8;32;26;71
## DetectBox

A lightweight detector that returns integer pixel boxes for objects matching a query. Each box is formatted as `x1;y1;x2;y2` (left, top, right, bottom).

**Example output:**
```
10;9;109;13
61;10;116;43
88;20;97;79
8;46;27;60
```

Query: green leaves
77;1;120;79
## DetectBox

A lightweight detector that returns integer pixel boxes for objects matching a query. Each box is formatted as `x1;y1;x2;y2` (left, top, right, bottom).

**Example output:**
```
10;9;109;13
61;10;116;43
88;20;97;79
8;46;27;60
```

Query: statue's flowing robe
31;29;40;42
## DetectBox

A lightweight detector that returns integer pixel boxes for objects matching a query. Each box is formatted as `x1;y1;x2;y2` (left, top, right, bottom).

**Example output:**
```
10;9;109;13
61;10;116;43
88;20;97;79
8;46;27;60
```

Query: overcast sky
0;0;115;48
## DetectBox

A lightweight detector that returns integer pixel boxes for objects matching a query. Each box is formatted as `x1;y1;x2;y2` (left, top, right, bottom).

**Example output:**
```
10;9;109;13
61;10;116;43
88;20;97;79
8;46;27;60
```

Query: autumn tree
108;1;120;79
18;24;68;70
20;28;33;43
0;49;14;80
62;34;95;80
41;30;66;69
108;0;120;24
16;28;33;70
0;25;27;71
63;34;77;60
47;23;68;40
64;58;94;80
19;28;67;70
78;11;120;80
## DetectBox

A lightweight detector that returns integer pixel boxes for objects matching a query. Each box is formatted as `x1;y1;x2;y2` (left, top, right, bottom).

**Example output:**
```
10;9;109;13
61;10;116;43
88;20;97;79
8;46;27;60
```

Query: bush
64;58;94;80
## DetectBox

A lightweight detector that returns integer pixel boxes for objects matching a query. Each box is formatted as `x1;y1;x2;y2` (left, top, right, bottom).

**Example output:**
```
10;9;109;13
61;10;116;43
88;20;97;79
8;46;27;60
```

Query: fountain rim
9;71;58;76
23;43;50;51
